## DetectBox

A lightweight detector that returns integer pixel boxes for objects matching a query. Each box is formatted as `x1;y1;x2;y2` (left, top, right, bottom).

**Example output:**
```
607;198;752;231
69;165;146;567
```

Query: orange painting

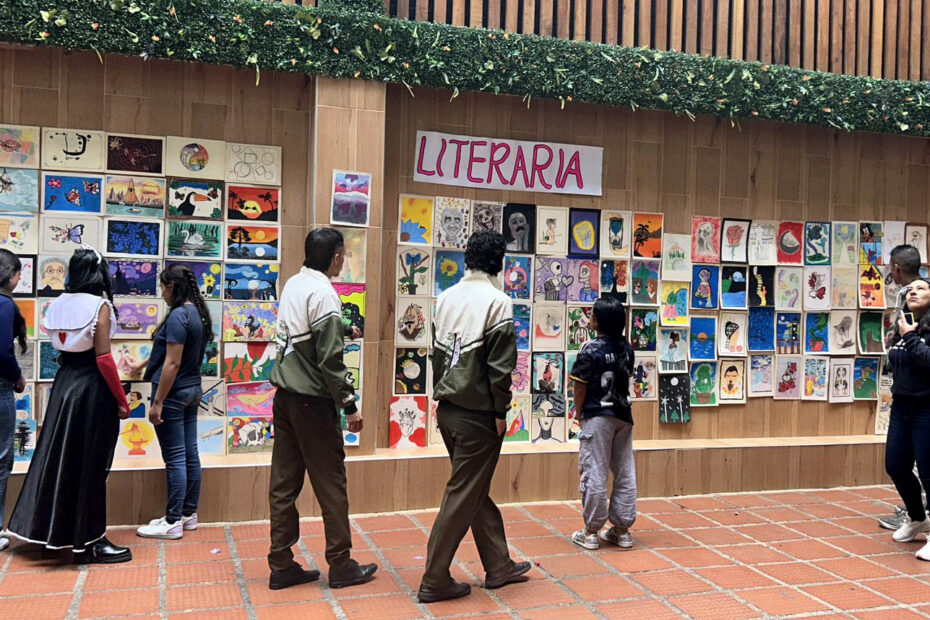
14;298;35;338
632;212;664;259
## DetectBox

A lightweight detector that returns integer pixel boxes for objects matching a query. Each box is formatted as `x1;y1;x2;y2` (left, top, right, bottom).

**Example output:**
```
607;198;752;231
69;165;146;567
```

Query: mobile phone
904;312;915;326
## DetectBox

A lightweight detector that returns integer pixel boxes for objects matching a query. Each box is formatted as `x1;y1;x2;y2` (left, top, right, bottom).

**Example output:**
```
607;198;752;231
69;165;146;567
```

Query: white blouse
43;293;115;352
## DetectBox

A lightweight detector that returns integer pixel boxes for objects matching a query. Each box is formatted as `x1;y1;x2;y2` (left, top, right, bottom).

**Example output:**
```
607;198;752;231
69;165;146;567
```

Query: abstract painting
832;221;859;265
512;351;531;394
535;206;569;255
629;259;660;306
600;210;631;259
389;395;428;448
689;316;717;361
566;306;596;350
802;356;829;401
505;397;531;442
503;254;533;300
658;327;688;374
227;381;276;418
469;201;503;234
106;133;164;175
433;250;466;297
690;265;719;310
335;227;366;283
433;196;470;248
566;259;600;303
395;297;429;347
568;208;599;257
113;300;162;339
803;312;829;354
600;260;629;296
658;374;690;423
225;143;282;186
631;355;658;400
629;308;658;352
532;303;566;351
747;307;775;351
397;246;431;296
0;168;38;212
748;354;775;397
0;213;38;254
776;312;802;354
167;179;223;219
659;281;689;327
12;417;36;463
103;218;162;258
222;342;276;384
829;310;857;355
42;128;106;171
828;358;854;403
502;203;536;254
720;218;751;263
802;265;832;311
776;221;804;264
40;214;102;255
857;311;884;354
0;124;39;168
720;266;748;309
774;356;801;400
532;352;565;394
333;283;365;335
691;215;721;264
632;212;663;258
718;359;746;404
398;195;434;246
859;221;882;265
199;379;226;416
718;312;747;357
661;233;691;281
690;361;718;406
747;265;775;308
164;136;226;180
858;264;885;309
112;341;153;381
804;222;831;265
394;347;428;395
110;260;159;297
513;303;532;351
227;185;279;222
853;357;879;400
36;255;67;297
41;172;103;214
165;260;221;300
11;254;35;297
38;341;60;380
116;419;160;459
14;299;35;338
534;257;572;302
831;266;859;309
223;263;279;301
221;301;277;342
747;220;778;265
774;267;803;310
227;415;274;454
225;224;279;262
104;175;166;217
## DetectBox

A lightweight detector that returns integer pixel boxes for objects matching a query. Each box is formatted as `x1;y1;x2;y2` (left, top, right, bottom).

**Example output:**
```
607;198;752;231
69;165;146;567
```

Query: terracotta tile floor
2;485;930;618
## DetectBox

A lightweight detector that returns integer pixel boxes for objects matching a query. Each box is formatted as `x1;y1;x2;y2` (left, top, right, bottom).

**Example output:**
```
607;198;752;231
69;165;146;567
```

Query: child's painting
166;218;224;258
333;283;365;335
566;306;596;350
104;175;166;217
103;218;162;258
531;414;566;444
106;133;164;175
223;263;278;301
802;356;829;401
433;196;470;249
876;367;893;435
777;221;804;265
906;224;928;263
776;312;802;354
691;215;721;264
123;382;152;419
0;168;38;212
831;266;859;309
829;310;857;355
720;266;748;309
803;266;832;311
115;419;160;459
535;206;569;255
470;201;503;235
832;221;859;265
164;260;221;300
689;316;717;361
828;358;854;403
748;266;775;308
803;312;830;354
112;341;153;381
110;260;159;297
221;301;277;342
718;312;747;357
748;307;775;351
659;374;691;423
661;233;691;281
225;143;282;186
38;299;53;339
532;393;566;418
853;357;880;400
12;416;36;463
532;303;566;351
227;381;276;418
512;351;531;395
883;220;906;265
503;254;532;300
11;255;35;297
168;179;223;219
39;214;101;255
199;379;226;417
196;418;227;456
225;224;279;262
395;297;429;347
37;340;59;380
14;299;35;338
534;257;572;302
720;218;751;263
15;340;35;381
775;267;803;310
397;246;431;296
858;264;885;309
330;171;371;227
748;353;775;397
433;250;466;297
566;259;600;303
227;415;275;454
690;265;719;310
804;222;831;265
36;255;68;297
600;260;629;296
659;281;689;327
774;356;801;399
718;359;746;404
632;212;663;258
881;264;902;309
658;327;688;374
41;128;106;171
629;259;660;306
398;195;434;246
0;213;38;254
113;300;162;339
343;342;362;394
513;302;531;351
690;361;718;406
0;124;39;168
503;203;536;254
631;355;658;400
223;341;276;384
600;210;631;259
857;311;885;354
568;208;599;257
505;397;531;442
227;185;280;222
164;136;226;180
748;220;778;265
335;227;366;284
389;395;428;448
630;308;658;351
532;352;565;394
859;221;883;265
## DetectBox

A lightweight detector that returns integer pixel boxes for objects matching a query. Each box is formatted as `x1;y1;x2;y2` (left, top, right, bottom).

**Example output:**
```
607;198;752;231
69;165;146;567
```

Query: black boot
269;563;321;590
74;537;132;565
328;559;378;589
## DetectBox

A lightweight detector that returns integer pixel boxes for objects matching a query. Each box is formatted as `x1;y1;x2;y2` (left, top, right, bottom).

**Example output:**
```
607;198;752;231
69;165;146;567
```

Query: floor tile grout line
224;524;258;620
64;567;86;620
157;541;167;620
294;537;347;620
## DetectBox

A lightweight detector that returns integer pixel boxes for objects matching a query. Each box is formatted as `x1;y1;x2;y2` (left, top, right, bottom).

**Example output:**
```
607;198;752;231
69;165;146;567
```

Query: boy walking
569;296;637;550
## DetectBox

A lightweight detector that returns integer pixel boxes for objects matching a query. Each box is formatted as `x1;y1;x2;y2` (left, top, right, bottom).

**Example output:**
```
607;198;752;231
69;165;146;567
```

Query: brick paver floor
2;485;930;618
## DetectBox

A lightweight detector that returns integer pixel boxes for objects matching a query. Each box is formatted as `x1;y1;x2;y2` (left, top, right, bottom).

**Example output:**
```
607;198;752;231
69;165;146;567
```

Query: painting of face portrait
502;203;535;254
433;196;470;249
469;201;503;235
691;216;721;264
535;206;569;256
718;359;746;404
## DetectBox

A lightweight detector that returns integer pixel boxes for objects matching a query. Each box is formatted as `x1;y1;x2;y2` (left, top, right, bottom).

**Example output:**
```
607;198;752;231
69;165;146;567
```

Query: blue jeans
0;379;13;530
153;384;202;523
885;395;930;522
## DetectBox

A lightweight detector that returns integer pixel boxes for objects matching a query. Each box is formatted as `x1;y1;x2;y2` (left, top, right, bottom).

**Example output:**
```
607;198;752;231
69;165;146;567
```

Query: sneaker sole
136;531;183;540
879;521;902;530
572;538;599;550
182;524;198;531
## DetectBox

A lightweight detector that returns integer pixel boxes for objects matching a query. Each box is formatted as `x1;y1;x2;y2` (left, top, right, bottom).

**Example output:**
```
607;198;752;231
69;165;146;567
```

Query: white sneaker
572;530;599;550
137;517;183;540
0;536;9;551
599;527;634;548
893;518;930;542
148;513;198;531
917;540;930;561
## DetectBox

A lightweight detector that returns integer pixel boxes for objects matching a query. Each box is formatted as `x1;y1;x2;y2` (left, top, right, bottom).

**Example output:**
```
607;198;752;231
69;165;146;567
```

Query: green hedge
2;0;929;137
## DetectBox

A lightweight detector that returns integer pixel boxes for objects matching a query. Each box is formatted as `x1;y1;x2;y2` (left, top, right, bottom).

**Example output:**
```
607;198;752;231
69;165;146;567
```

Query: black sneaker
878;505;908;531
328;559;378;589
269;563;321;590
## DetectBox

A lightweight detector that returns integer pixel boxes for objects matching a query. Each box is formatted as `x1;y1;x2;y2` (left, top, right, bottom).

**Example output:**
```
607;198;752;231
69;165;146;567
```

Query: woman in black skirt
7;248;131;563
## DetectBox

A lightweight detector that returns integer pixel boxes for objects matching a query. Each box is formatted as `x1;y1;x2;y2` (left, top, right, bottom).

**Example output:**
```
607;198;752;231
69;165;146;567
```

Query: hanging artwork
505;397;531;442
112;341;153;381
803;222;831;265
774;267;803;310
774;356;801;399
11;254;35;298
395;297;429;347
225;224;279;262
227;185;279;222
748;266;775;308
116;419;160;459
225;143;282;186
531;352;565;394
881;264;902;309
15;340;35;381
531;411;566;444
829;310;857;355
502;203;536;254
38;298;53;338
167;179;223;219
199;379;226;417
106;133;164;175
600;260;629;297
566;306;596;350
432;196;470;248
828;358;854;403
631;355;658;400
343;341;362;394
104;175;165;217
858;264;885;309
0;168;38;212
691;215;721;264
858;311;885;354
802;266;832;311
513;302;532;351
227;414;275;454
532;303;566;351
223;263;278;301
689;316;717;360
905;224;928;263
661;233;691;281
433;250;466;297
632;212;663;258
659;281;689;327
113;300;162;339
629;259;660;306
882;220;906;265
15;299;35;339
41;128;105;171
566;259;600;303
37;340;60;380
720;266;748;309
389;395;428;448
720;218;751;263
161;260;219;300
335;227;366;284
831;266;859;310
103;218;162;258
859;221;883;265
197;418;227;456
41;172;103;215
853;357;880;400
221;301;277;342
600;210;631;259
748;353;775;397
502;254;532;300
876;366;892;435
396;246;431;296
748;307;775;351
568;208;599;257
831;221;859;265
776;221;804;265
512;351;531;394
718;359;746;404
36;256;67;298
775;312;802;354
330;171;372;226
659;374;690;423
628;308;658;351
163;220;222;260
226;381;276;419
0;124;39;168
469;201;503;234
689;361;718;406
533;257;572;302
163;136;226;180
747;220;778;265
333;283;365;335
398;195;434;246
12;416;36;464
690;265;719;310
0;213;38;254
110;260;159;297
123;382;153;419
39;214;100;256
658;327;688;373
802;356;829;400
803;312;830;353
718;312;747;357
535;206;569;255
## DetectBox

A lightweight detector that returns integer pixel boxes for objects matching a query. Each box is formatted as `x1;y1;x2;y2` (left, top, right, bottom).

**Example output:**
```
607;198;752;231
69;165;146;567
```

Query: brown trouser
421;403;511;589
268;389;352;572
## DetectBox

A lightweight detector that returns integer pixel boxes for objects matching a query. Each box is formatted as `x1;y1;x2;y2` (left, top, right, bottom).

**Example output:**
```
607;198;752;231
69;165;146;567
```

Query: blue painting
224;263;279;301
166;260;222;300
42;172;103;214
433;250;466;297
105;219;162;257
748;307;775;351
13;418;36;463
568;208;599;257
804;312;829;354
503;255;532;300
776;312;802;354
196;418;226;455
720;265;748;308
110;260;159;296
690;265;719;310
39;341;60;380
0;168;38;212
689;316;717;360
513;303;531;351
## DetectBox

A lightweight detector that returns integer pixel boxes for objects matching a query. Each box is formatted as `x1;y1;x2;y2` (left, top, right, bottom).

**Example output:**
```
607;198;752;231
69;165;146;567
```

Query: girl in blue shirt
0;249;26;552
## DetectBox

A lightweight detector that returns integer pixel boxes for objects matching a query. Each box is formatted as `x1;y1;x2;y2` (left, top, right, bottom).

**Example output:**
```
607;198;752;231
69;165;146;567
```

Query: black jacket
888;331;930;396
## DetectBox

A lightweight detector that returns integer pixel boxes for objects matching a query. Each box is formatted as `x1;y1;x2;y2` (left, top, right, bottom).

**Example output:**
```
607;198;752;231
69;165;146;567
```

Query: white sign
413;131;603;196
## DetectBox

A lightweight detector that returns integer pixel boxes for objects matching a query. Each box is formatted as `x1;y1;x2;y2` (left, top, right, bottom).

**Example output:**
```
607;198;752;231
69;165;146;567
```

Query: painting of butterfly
39;214;102;255
41;172;104;214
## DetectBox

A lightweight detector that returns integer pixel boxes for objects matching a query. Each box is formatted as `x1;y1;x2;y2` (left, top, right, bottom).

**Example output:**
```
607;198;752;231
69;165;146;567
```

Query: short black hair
724;365;739;375
890;245;921;274
592;296;626;339
464;230;506;276
304;228;345;272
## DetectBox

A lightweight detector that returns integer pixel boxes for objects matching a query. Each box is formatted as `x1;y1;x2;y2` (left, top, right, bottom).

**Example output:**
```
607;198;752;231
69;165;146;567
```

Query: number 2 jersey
569;336;635;424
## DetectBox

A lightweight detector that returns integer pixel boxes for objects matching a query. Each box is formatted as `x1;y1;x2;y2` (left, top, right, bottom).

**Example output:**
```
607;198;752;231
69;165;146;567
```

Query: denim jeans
0;379;13;529
153;384;202;523
885;395;930;522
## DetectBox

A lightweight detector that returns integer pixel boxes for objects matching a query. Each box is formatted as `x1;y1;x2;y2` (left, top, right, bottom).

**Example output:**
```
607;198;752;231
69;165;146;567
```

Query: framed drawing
39;214;101;255
432;196;470;249
690;361;718;406
225;224;279;262
167;179;223;219
600;210;631;259
718;359;746;404
41;128;106;171
104;175;166;218
469;201;503;235
0;124;39;168
398;195;434;246
0;168;38;213
164;136;226;180
225;143;282;186
41;172;103;215
535;206;569;255
748;353;775;397
568;208;599;257
720;218;751;263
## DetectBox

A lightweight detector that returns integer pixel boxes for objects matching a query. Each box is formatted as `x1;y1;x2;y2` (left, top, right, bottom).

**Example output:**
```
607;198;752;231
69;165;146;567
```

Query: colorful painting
398;195;434;246
600;260;629;296
512;351;531;394
831;266;859;309
505;397;531;442
718;359;746;404
227;381;275;418
881;264;902;308
163;260;221;300
503;254;532;300
227;185;279;222
36;255;67;297
720;266;748;309
164;136;226;180
38;299;53;339
335;227;366;284
748;266;775;308
883;220;906;265
470;201;503;235
532;352;565;394
535;206;569;255
853;357;880;400
202;302;220;376
389;395;428;448
433;250;466;297
690;361;718;406
0;124;39;168
0;213;38;254
534;257;572;302
776;221;804;265
222;301;277;342
775;267;803;310
748;307;775;351
38;340;60;380
629;259;660;306
199;379;226;417
659;281;689;327
393;347;428;395
661;233;691;281
720;218;751;263
104;175;166;217
804;222;831;265
432;196;469;248
568;208;599;257
802;356;829;400
906;224;928;264
225;224;279;262
748;220;778;265
110;260;159;297
631;355;658;400
531;413;566;444
532;303;566;351
0;168;38;212
690;265;719;310
859;221;883;265
829;310;857;355
122;382;152;419
196;418;227;456
876;367;892;434
12;416;36;463
107;133;164;175
689;316;717;360
14;299;35;338
858;311;884;354
776;312;802;354
828;358;854;403
39;214;100;255
333;283;365;335
343;341;362;392
658;327;688;374
11;254;35;298
832;221;859;265
112;341;153;381
803;266;832;311
600;210;631;259
632;212;663;258
113;300;162;339
774;356;802;399
566;259;600;303
748;353;775;397
223;263;278;301
691;215;721;264
227;415;274;454
566;306;596;350
104;218;162;258
168;179;223;219
630;308;658;351
395;297;429;346
718;312;747;357
803;312;830;353
659;374;691;423
41;128;106;171
513;303;531;351
397;246;431;296
222;342;276;384
503;203;536;254
858;264;885;309
116;419;160;459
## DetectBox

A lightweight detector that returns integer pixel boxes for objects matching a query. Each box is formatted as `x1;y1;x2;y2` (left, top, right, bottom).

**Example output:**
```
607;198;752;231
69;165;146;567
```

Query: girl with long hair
134;264;212;539
0;249;27;552
8;248;131;563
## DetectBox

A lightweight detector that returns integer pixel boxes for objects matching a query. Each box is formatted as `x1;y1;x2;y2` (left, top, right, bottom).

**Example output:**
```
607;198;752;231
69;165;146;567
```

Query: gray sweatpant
578;415;637;532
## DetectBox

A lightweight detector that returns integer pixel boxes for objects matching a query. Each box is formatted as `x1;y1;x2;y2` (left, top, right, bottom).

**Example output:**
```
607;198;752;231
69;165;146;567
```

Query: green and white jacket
270;266;356;410
431;269;517;419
